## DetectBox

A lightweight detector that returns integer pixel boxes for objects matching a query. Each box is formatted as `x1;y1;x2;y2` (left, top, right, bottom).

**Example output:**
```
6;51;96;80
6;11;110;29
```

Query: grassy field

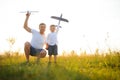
0;52;120;80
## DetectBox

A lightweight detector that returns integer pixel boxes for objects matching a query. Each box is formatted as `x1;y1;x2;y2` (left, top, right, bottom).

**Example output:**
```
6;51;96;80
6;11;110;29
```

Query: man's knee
24;42;31;48
40;50;47;58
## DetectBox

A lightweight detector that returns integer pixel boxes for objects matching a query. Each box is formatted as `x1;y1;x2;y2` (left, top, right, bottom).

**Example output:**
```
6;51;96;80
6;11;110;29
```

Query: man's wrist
26;16;30;20
26;16;30;18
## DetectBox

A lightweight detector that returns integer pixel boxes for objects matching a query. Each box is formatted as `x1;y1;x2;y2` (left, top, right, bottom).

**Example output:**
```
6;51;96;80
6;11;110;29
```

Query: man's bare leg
54;55;57;63
24;42;31;62
36;50;46;63
36;53;41;63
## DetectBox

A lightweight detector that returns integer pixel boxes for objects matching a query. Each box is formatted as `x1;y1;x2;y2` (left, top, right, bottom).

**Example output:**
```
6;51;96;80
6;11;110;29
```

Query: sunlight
0;0;120;54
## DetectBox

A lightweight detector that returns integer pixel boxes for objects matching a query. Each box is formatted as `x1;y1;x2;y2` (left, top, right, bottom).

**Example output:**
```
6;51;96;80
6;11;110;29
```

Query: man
24;11;46;63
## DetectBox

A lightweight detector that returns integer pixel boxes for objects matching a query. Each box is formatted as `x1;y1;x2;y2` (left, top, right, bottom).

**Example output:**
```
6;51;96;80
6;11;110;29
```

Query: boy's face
50;26;56;32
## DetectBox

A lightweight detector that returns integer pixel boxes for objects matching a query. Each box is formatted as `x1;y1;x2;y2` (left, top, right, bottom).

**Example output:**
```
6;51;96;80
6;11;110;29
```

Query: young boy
46;24;59;63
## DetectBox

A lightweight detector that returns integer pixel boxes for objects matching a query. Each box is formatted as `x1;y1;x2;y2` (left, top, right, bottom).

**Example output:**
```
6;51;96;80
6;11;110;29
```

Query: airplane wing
20;11;39;13
51;16;69;22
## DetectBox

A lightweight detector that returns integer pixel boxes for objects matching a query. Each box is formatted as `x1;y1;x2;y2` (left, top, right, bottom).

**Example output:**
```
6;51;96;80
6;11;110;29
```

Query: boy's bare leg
54;55;57;63
24;42;31;62
49;55;52;63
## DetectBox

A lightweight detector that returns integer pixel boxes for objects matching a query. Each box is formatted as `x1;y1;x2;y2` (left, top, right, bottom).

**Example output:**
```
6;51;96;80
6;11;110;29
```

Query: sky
0;0;120;54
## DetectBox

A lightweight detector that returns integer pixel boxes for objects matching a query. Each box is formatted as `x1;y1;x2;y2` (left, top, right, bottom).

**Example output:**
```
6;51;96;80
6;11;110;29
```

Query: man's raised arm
23;12;31;33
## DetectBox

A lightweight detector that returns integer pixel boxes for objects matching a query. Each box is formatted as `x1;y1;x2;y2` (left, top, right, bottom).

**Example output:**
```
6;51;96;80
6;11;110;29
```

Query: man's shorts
48;45;58;55
30;46;43;56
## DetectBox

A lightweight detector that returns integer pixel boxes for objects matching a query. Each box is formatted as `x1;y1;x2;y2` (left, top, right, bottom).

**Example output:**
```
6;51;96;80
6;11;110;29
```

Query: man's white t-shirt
31;29;45;49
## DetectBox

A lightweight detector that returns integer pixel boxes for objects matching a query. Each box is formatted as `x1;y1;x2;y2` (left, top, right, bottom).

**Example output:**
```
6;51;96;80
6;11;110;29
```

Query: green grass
0;52;120;80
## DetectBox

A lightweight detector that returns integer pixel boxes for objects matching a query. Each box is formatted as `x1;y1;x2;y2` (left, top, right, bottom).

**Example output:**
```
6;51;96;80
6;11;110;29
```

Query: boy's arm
56;25;60;33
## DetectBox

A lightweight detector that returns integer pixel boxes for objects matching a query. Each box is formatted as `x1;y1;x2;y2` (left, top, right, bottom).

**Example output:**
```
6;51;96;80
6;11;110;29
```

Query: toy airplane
51;14;69;28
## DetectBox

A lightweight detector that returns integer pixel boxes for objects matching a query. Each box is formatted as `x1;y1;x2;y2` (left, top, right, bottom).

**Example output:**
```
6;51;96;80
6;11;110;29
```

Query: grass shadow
0;62;91;80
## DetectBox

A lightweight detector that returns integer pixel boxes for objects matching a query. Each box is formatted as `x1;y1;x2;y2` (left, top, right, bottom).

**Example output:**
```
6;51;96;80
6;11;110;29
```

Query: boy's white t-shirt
31;29;45;49
47;32;58;46
47;26;59;46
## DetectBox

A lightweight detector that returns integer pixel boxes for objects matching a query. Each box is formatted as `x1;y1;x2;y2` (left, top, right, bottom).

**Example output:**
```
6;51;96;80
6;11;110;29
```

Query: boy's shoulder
47;32;56;36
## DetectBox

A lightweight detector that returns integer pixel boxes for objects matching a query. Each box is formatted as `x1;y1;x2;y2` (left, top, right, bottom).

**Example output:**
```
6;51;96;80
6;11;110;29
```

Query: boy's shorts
30;46;43;56
48;45;58;55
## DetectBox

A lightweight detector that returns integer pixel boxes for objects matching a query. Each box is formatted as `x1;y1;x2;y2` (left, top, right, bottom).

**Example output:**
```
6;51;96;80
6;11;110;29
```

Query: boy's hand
45;44;49;50
45;47;48;50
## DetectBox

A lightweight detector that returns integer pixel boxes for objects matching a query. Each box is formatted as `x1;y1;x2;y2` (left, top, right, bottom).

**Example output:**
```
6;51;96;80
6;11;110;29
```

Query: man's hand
26;11;31;17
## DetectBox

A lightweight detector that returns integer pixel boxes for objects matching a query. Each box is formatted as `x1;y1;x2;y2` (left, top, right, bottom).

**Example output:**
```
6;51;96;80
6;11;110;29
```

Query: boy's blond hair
50;24;56;27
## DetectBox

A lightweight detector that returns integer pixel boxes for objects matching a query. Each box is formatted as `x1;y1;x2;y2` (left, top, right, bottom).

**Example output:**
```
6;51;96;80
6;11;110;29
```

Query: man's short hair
39;23;46;26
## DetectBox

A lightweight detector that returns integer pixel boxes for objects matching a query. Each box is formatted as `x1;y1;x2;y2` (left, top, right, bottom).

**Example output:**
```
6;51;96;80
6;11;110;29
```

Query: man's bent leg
24;42;31;62
36;50;46;63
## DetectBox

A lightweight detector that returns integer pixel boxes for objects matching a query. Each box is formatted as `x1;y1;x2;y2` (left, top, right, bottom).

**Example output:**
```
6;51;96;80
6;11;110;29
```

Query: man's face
39;24;46;34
